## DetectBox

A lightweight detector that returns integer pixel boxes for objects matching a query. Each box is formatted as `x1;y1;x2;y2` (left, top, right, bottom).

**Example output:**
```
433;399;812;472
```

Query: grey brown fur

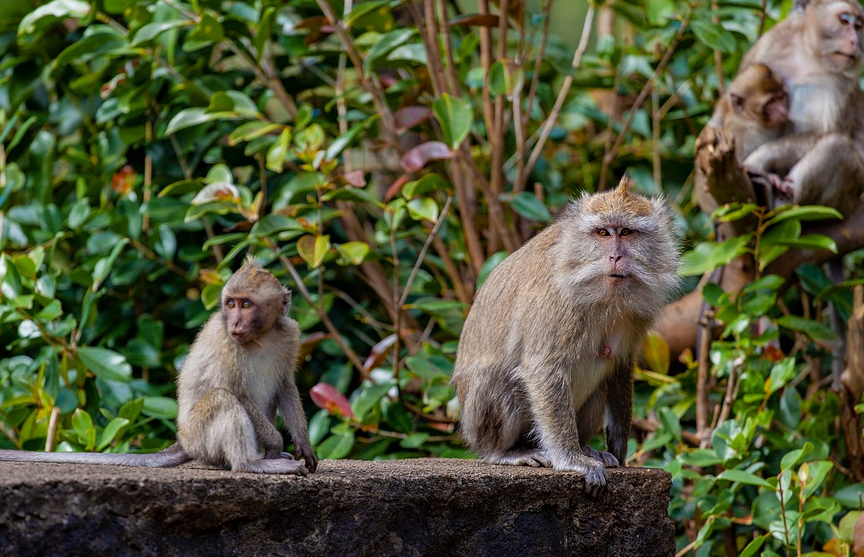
0;259;317;475
452;179;679;494
740;0;864;214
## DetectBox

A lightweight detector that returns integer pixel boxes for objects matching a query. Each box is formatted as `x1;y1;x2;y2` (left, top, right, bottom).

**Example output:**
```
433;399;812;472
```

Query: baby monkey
453;178;679;494
0;259;318;476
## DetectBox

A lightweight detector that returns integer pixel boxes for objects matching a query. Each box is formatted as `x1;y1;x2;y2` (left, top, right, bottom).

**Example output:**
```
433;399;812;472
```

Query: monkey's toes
582;464;608;497
583;446;620;467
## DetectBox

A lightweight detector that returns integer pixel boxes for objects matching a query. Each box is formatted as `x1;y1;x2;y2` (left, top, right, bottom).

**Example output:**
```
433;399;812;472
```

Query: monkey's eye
619;228;633;236
596;228;611;237
226;299;236;308
241;300;253;309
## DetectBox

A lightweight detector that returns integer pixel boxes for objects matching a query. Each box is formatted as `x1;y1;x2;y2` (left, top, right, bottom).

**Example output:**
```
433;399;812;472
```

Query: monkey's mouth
607;273;631;279
230;331;253;344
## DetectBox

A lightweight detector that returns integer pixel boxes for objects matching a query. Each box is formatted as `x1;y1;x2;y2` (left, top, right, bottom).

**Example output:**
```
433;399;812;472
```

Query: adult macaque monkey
740;0;864;214
0;259;318;476
453;178;680;495
695;63;790;214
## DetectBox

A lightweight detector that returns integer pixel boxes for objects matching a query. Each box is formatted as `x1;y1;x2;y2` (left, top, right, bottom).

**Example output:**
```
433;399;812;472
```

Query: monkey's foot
548;455;608;496
582;446;620;467
484;448;551;468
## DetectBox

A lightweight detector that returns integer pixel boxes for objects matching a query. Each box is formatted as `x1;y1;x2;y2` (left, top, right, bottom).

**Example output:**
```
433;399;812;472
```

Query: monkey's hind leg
189;388;308;476
458;370;542;466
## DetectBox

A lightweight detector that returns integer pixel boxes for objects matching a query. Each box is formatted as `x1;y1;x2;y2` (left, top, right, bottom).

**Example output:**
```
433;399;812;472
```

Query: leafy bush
2;0;863;555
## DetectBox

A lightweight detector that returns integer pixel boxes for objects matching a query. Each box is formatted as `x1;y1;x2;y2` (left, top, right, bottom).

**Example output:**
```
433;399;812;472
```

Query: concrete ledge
0;458;675;557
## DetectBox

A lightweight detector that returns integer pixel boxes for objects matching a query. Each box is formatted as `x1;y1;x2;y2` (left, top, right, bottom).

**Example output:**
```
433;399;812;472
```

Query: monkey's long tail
0;443;191;468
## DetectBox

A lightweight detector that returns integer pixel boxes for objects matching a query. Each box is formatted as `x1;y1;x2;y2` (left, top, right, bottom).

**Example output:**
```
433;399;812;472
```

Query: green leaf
679;234;752;276
488;60;523;98
334;241;370;266
834;483;864;508
183;12;224;52
142;396;179;419
407;198;439;223
228;121;282;145
432;94;473;150
765;205;842;226
776;315;836;343
691;20;736;53
35;299;63;321
352;383;392;422
165;108;239;136
77;347;133;382
739;534;769;557
18;0;91;42
405;355;453;380
767;358;796;395
363;28;416;74
657;407;681;443
773;234;838;253
716;469;772;488
400;433;430;449
317;432;354;459
297;234;331;269
504;192;551;222
97;417;130;451
131;19;192;46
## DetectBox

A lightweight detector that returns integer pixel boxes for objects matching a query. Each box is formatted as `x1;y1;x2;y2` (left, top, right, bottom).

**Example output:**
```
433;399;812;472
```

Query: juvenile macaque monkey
695;63;791;214
453;178;679;495
740;0;864;214
0;259;318;475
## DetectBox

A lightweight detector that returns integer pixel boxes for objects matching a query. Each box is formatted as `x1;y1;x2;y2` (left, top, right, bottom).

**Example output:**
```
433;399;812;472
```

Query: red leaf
400;141;456;173
395;106;433;132
340;170;366;188
310;383;355;419
384;175;411;201
111;165;136;194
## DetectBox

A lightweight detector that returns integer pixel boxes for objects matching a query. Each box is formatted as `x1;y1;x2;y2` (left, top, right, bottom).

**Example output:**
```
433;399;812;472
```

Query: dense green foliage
1;0;864;554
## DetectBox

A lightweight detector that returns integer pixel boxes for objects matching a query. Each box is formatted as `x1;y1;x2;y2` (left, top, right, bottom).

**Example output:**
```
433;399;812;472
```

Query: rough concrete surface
0;458;675;557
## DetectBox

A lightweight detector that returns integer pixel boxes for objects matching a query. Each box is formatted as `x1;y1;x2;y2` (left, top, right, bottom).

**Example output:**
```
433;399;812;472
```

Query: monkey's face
222;296;267;345
817;1;864;71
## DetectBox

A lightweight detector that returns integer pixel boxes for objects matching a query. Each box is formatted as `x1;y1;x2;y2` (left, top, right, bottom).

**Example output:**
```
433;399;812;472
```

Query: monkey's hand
582;446;620;468
293;441;319;474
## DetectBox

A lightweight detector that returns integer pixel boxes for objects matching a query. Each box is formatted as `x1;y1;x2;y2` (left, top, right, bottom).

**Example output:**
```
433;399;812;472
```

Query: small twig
599;7;692;190
521;3;595;189
269;241;366;375
44;406;61;452
398;196;454;309
697;310;714;447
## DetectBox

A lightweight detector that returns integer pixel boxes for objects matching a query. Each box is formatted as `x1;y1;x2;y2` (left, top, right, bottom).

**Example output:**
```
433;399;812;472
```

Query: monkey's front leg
526;372;608;495
604;360;634;467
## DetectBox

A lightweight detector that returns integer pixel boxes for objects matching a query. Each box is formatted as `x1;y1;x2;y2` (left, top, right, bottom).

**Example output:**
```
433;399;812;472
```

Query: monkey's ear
282;289;292;314
730;93;746;113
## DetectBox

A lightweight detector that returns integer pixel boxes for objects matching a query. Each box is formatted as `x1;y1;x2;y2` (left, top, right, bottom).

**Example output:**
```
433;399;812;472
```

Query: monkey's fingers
582;446;620;468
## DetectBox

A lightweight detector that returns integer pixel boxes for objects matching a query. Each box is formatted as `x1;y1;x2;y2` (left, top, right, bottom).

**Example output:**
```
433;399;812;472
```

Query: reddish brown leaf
111;165;136;195
384;175;411;201
362;334;399;374
339;170;366;188
395;106;433;132
400;141;456;173
854;513;864;557
449;13;500;28
310;383;355;419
